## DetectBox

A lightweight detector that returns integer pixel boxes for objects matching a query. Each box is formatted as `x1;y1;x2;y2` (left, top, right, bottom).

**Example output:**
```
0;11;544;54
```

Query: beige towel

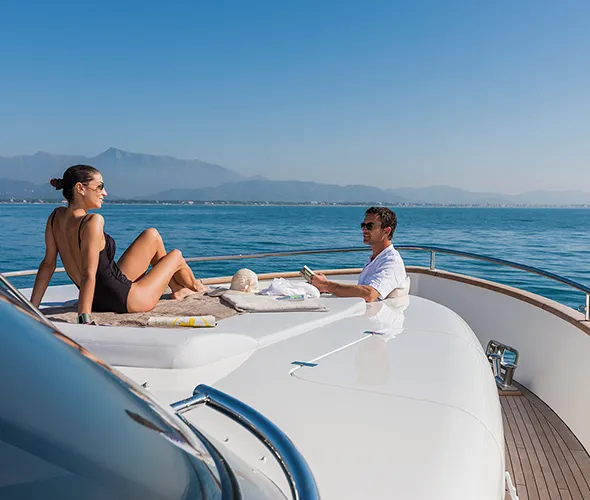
43;293;238;326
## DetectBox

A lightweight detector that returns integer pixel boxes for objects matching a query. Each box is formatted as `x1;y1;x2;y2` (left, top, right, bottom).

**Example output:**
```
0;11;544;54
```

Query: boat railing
3;245;589;321
172;384;320;500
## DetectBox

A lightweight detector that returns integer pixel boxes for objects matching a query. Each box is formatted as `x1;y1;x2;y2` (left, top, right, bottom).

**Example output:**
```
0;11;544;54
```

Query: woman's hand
77;313;92;324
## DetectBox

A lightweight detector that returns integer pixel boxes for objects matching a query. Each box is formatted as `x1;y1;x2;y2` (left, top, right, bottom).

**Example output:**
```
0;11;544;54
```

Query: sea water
1;204;589;310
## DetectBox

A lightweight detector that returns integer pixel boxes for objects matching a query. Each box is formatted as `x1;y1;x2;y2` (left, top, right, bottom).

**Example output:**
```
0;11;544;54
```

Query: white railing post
430;250;436;270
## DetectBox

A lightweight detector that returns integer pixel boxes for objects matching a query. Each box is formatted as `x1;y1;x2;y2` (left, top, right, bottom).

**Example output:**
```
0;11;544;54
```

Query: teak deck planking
503;384;590;500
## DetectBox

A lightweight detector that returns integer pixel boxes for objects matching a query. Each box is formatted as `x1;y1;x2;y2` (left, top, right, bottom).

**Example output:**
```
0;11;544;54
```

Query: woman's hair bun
50;178;64;190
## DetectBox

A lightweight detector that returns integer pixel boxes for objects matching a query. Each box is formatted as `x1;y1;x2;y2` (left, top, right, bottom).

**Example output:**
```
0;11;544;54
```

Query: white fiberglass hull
28;275;506;499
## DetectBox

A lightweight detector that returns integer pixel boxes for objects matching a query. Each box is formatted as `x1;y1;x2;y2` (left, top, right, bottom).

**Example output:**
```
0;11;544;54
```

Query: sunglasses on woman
86;182;105;192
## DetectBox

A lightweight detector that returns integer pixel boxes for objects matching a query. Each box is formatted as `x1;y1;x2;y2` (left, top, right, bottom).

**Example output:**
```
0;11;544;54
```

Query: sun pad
220;291;328;313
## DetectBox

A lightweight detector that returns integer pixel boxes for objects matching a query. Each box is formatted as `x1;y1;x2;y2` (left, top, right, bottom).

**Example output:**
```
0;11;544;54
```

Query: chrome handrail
171;384;319;500
401;245;590;293
407;245;590;321
3;266;67;278
1;246;370;277
3;245;589;320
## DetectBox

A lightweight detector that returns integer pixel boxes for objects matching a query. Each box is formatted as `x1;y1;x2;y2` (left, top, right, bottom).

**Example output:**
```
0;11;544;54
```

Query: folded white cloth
259;278;321;298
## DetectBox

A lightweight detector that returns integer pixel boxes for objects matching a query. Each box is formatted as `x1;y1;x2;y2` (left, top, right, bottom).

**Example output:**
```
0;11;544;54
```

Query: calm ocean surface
1;204;589;310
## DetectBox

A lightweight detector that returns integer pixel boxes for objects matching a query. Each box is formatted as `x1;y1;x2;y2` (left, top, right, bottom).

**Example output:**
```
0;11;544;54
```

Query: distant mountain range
0;179;60;200
0;147;242;198
1;148;589;206
146;182;590;206
144;180;408;204
388;186;590;206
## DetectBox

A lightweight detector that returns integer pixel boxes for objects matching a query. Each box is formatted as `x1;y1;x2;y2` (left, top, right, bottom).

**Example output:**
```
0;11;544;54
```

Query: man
310;207;408;302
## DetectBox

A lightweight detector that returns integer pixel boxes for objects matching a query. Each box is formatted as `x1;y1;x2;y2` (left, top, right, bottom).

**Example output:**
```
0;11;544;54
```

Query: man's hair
365;206;397;240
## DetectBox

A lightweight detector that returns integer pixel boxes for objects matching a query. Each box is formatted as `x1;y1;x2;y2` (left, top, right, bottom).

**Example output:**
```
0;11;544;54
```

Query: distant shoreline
0;199;589;209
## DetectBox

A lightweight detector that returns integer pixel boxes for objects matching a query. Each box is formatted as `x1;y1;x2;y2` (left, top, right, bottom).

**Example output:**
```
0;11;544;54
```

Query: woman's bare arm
30;212;59;308
78;214;103;315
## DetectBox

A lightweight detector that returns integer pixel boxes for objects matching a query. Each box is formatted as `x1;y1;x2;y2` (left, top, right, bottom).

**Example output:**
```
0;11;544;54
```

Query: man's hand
310;272;330;293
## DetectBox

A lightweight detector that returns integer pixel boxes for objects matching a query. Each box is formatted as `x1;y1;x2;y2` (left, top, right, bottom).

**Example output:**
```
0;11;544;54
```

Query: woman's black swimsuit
51;212;132;313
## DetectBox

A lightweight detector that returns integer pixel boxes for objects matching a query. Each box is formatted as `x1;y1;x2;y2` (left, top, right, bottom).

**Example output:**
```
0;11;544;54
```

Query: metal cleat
486;340;520;393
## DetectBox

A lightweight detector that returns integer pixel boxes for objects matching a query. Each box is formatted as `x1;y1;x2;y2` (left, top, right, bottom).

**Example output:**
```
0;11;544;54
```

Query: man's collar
370;241;393;260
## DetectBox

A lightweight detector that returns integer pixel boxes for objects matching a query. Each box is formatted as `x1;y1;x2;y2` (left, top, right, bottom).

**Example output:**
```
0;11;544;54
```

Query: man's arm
310;273;380;302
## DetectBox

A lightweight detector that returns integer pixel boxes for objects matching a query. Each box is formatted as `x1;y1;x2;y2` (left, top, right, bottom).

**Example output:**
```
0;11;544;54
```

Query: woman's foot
193;280;209;293
171;287;198;301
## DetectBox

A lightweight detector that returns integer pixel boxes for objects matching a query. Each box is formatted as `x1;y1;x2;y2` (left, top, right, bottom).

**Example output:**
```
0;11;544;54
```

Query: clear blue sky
1;0;588;193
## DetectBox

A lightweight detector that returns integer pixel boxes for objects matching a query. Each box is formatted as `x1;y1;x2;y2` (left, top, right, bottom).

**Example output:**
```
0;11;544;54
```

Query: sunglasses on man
360;222;379;230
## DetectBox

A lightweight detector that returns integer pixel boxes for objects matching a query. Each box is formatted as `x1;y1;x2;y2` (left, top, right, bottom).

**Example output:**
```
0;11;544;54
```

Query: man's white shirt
358;244;408;299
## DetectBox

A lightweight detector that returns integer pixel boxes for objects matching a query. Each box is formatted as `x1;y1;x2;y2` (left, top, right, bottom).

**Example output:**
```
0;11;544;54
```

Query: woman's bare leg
118;228;204;298
126;249;190;312
118;228;172;281
171;261;207;293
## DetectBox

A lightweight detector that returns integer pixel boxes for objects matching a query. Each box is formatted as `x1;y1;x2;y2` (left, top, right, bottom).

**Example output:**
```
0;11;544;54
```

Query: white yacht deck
21;272;590;499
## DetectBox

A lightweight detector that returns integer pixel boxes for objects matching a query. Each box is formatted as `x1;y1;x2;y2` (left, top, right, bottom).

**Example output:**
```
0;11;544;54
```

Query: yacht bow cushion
220;291;328;313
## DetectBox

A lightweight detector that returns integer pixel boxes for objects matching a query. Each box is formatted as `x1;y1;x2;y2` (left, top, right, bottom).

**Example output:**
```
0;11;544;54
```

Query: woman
30;164;206;324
